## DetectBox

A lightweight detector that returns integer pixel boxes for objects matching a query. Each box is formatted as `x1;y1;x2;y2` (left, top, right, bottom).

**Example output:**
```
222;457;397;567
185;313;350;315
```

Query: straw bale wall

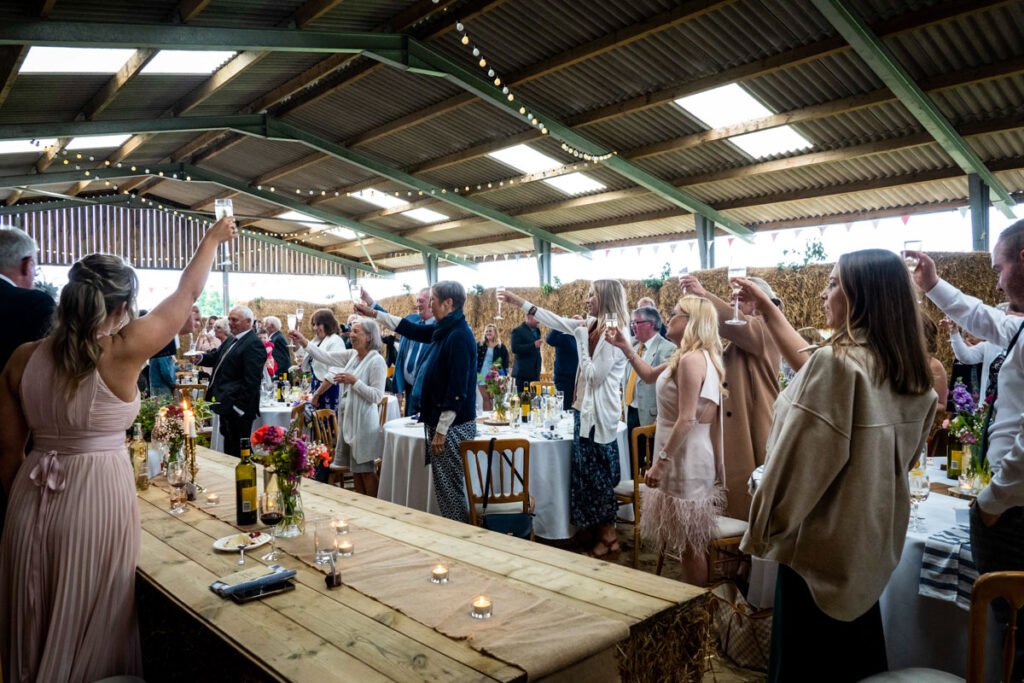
240;251;997;383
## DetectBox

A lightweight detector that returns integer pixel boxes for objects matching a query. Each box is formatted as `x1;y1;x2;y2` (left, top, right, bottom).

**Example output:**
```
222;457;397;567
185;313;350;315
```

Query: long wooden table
136;447;708;682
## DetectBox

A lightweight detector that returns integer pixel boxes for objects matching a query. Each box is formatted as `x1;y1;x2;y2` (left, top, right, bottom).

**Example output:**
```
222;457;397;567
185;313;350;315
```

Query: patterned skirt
570;410;621;529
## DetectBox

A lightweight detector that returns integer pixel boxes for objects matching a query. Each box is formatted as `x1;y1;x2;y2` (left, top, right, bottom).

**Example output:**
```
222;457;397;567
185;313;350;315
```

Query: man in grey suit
624;306;675;477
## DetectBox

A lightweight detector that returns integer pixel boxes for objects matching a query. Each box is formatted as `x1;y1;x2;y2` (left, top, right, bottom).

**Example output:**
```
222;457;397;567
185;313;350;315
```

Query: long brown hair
832;249;931;395
51;255;138;397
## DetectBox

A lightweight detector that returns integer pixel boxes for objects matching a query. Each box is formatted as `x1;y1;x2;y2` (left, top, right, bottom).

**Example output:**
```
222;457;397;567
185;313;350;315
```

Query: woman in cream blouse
500;281;631;559
291;318;386;497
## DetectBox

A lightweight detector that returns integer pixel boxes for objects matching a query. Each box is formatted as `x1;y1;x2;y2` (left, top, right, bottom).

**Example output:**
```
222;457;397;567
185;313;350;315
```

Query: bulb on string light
487;69;495;77
456;21;464;31
461;35;469;45
493;77;501;86
472;47;480;57
478;58;486;67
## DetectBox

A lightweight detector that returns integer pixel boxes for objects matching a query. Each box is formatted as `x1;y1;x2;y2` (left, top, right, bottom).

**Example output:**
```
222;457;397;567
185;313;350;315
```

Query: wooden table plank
138;493;523;683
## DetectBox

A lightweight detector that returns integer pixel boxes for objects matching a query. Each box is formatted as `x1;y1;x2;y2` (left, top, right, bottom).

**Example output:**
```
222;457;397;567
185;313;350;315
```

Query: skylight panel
277;210;323;225
20;47;135;74
402;208;449;224
141;50;237;75
488;145;562;174
0;138;57;155
326;227;358;240
351;189;408;210
728;126;813;159
674;83;773;128
65;134;132;150
542;173;605;196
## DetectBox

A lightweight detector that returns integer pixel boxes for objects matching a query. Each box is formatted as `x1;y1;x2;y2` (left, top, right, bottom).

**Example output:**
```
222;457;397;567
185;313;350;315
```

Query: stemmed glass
259;490;284;562
295;306;305;335
214;198;234;268
286;314;297;348
495;286;505;321
167;460;188;515
349;282;361;302
605;313;619;334
909;457;930;532
678;266;689;294
725;263;748;326
904;240;923;303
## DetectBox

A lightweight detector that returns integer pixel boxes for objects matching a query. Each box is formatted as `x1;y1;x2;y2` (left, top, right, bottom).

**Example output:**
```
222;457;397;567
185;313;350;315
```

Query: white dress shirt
949;332;1002;400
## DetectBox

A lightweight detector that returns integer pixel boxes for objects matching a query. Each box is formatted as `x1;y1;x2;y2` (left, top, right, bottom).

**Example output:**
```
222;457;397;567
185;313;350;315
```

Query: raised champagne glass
495;286;505;321
725;264;747;326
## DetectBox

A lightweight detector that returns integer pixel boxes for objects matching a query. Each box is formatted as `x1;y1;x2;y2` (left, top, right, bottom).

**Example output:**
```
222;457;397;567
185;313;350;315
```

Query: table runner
918;524;978;611
151;469;629;680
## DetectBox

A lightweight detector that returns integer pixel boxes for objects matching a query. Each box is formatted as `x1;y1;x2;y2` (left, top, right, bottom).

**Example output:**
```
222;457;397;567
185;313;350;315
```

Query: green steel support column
968;174;990;253
422;254;438;286
532;236;552;288
695;215;715;269
811;0;1015;218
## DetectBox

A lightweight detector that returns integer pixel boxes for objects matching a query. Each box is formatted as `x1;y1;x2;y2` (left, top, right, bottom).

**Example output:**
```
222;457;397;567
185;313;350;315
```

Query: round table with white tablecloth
209;395;401;452
378;416;630;539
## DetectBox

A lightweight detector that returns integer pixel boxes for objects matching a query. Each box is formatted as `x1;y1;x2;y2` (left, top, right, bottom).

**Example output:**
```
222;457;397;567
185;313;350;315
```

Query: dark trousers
768;564;887;683
970;503;1024;680
626;406;642;479
219;410;255;458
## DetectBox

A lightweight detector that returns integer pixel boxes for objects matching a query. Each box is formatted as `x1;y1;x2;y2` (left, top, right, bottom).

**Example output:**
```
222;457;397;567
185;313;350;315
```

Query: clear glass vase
266;472;304;537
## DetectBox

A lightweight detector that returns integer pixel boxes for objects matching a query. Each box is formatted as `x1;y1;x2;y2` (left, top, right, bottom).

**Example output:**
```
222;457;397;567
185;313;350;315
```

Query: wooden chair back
312;409;339;449
631;424;656;488
290;403;310;437
968;571;1024;683
459;438;532;538
378;398;390;427
529;381;554;395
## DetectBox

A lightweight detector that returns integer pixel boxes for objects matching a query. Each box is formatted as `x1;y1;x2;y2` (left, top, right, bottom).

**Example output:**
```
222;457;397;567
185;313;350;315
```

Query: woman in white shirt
292;318;386;496
500;280;630;558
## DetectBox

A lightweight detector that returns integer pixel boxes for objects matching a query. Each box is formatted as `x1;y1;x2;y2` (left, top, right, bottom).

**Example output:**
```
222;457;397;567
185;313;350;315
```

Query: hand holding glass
495;286;506;321
725;265;747;326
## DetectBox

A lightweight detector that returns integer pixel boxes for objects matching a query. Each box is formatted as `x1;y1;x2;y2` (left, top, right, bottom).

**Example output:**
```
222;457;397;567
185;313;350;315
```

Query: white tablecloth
210;395;400;452
378;417;630;539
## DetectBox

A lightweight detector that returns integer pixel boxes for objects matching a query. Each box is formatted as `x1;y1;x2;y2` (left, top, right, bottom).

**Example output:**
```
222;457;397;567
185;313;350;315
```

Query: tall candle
183;410;196;438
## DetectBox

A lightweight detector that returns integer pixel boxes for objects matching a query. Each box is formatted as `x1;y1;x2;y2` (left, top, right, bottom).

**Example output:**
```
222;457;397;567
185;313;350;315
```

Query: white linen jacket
301;344;386;465
299;333;346;385
521;300;628;444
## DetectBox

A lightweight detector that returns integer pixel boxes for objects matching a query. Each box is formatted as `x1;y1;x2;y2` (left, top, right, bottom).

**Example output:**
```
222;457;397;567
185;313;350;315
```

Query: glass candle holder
471;595;492;619
431;564;449;584
336;539;354;557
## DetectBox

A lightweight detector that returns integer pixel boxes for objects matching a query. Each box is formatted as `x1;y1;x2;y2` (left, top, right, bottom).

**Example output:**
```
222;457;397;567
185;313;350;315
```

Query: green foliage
540;276;562;297
195;287;224;317
641;262;673;291
470;284;485;296
135;395;171;441
401;283;412;295
777;237;828;270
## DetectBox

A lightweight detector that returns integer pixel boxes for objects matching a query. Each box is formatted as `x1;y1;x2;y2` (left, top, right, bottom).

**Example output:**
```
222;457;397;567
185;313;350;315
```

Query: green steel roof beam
401;38;753;239
0;164;186;189
235;227;394;278
810;0;1015;218
265;119;590;256
0;114;270;141
0;192;134;216
0;20;406;58
182;164;475;270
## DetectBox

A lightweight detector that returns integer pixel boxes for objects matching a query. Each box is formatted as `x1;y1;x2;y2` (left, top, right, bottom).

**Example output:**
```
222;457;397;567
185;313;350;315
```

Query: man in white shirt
911;221;1024;669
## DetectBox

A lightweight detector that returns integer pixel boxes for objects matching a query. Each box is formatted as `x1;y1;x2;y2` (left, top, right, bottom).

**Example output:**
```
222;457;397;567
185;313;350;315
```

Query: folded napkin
918;525;978;611
210;564;297;597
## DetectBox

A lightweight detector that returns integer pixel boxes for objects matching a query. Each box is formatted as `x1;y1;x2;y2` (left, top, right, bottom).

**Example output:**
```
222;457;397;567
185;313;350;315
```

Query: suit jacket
627;333;675;425
269;330;291;378
0;279;55;372
510;323;541;381
200;330;267;420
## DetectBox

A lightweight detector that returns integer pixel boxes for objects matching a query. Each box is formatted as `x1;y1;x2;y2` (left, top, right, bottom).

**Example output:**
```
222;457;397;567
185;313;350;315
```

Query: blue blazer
374;304;430;394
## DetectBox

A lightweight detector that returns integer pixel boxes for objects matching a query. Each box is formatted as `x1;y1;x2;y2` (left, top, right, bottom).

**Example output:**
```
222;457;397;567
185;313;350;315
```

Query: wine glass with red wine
259;490;285;561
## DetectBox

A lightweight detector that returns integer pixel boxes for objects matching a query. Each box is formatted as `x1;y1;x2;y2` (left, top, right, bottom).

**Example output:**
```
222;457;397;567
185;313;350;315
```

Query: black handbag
480;437;533;539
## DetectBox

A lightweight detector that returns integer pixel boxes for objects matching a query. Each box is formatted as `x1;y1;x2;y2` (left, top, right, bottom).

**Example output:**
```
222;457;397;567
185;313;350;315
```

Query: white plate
213;532;272;552
182;350;204;357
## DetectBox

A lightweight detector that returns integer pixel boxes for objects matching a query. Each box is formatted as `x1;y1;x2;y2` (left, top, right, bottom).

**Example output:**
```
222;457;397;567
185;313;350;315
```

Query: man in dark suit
364;287;434;415
262;315;291;379
0;228;55;372
511;312;542;387
545;328;579;410
0;227;55;532
200;306;267;457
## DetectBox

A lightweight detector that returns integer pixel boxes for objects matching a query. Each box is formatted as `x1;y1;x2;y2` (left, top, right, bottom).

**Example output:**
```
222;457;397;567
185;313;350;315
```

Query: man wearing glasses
624;306;675;477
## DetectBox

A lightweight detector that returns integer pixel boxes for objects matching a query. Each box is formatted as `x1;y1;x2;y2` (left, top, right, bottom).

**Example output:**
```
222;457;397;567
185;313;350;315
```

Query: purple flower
952;382;975;414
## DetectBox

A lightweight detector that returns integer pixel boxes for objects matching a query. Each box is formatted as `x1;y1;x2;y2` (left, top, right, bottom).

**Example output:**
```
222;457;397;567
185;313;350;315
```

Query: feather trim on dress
639;486;725;556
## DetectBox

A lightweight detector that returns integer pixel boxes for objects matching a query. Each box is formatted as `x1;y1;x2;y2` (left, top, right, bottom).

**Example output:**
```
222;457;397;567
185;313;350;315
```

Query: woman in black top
356;281;477;521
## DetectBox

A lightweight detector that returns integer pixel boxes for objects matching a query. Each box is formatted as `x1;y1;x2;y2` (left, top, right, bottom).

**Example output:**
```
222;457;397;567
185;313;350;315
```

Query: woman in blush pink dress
0;216;236;683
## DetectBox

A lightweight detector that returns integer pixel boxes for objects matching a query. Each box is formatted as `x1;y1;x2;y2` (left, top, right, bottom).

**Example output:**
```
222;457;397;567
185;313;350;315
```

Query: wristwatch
657;449;669;461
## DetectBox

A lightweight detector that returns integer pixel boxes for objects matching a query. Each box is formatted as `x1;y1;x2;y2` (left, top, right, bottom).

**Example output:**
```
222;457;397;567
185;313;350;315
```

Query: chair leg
632;500;640;569
655;541;666;576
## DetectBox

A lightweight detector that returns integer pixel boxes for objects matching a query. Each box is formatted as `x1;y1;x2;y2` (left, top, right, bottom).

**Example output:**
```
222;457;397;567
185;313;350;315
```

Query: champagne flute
678;266;689;294
605;313;619;335
909;466;930;532
286;314;297;348
259;490;284;562
725;264;748;326
495;286;505;321
295;306;305;335
349;282;361;302
214;198;234;268
904;240;924;303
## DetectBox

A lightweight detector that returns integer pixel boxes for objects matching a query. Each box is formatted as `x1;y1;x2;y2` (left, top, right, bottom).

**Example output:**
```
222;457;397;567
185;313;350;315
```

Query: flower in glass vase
483;363;510;421
946;380;991;489
151;403;185;461
251;425;326;537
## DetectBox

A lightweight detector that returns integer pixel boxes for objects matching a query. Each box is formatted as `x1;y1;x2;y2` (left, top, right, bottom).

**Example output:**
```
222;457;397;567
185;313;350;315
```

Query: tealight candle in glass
430;564;449;584
205;493;220;506
331;517;349;535
471;595;492;619
336;539;354;557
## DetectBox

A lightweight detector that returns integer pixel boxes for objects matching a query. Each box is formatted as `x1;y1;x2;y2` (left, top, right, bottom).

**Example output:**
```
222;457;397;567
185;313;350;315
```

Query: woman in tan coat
678;274;781;519
737;250;936;682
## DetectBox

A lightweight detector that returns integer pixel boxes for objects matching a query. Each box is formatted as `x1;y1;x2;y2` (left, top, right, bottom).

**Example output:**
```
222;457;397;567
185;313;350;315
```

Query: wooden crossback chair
378;397;390;427
862;570;1024;683
615;424;655;568
173;383;206;406
311;409;348;489
460;438;534;541
529;381;555;395
290;403;309;437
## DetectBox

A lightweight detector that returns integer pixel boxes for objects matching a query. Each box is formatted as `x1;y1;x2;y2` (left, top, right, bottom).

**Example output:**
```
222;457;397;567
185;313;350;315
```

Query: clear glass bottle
131;423;149;491
508;380;520;425
530;388;543;427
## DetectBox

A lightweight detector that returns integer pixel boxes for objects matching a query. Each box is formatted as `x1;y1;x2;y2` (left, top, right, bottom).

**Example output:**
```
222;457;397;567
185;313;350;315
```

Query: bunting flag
901;215;911;226
818;226;826;236
727;237;735;246
958;206;969;218
844;222;853;232
871;219;881;229
688;242;695;253
770;232;779;242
